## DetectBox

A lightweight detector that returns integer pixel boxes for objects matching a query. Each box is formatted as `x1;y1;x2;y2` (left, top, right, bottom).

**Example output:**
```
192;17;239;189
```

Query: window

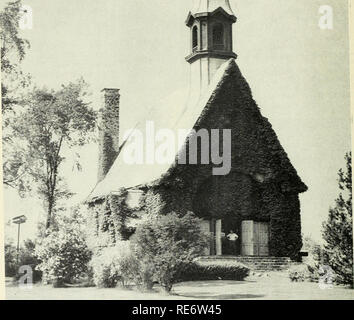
212;23;224;49
192;26;198;51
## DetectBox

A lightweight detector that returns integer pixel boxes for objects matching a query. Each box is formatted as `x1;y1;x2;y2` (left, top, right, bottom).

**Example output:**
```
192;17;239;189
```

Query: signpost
12;215;27;265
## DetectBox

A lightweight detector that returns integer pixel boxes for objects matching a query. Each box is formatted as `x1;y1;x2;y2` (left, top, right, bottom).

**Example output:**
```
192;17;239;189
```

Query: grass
6;272;354;300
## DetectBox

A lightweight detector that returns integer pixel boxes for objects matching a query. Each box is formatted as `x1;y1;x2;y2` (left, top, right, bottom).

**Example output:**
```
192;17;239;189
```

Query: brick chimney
97;88;120;182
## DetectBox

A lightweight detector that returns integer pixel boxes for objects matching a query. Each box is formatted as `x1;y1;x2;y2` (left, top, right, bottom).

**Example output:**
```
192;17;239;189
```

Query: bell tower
186;0;237;105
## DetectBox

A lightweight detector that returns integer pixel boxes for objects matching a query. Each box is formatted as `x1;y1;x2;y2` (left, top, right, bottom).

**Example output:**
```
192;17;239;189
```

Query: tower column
186;0;237;106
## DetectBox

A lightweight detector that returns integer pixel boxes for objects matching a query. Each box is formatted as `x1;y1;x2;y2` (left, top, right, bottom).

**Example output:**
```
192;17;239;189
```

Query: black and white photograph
0;0;353;302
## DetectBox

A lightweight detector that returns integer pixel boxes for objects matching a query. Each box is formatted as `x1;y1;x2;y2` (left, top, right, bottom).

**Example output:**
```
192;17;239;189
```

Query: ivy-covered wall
97;89;120;183
86;190;137;252
87;59;307;260
141;173;302;260
88;174;302;259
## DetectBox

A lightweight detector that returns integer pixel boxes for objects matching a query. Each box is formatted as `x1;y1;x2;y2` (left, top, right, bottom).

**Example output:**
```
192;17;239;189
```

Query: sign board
12;215;27;224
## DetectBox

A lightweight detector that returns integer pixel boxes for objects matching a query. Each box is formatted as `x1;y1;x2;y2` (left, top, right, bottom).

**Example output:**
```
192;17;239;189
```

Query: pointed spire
186;0;236;26
191;0;235;17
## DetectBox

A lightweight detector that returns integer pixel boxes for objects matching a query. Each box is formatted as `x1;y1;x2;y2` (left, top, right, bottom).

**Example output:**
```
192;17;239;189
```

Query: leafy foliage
35;210;92;286
89;242;140;288
322;152;353;286
1;0;32;192
179;260;249;281
299;235;323;281
4;240;17;277
131;212;209;293
108;190;136;241
1;0;31;113
5;239;42;282
86;191;138;251
5;79;97;228
288;264;314;282
97;89;120;181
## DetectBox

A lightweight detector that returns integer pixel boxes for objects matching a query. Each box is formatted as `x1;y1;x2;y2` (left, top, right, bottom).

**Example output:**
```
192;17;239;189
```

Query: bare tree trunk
45;137;62;230
46;199;53;229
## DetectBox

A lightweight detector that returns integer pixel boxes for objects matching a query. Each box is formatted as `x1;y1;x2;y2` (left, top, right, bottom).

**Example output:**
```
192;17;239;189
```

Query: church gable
160;59;307;195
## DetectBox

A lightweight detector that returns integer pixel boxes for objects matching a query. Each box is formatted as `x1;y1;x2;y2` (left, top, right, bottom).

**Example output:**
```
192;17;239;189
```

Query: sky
2;0;351;243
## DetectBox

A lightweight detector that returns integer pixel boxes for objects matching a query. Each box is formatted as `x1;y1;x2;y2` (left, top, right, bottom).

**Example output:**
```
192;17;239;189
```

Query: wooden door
253;222;260;256
242;221;269;256
215;219;222;256
241;220;254;256
200;220;211;255
256;222;269;256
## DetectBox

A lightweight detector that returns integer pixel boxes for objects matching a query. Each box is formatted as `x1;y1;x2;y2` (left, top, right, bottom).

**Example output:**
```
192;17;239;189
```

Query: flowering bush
35;212;92;287
131;212;209;293
90;241;139;288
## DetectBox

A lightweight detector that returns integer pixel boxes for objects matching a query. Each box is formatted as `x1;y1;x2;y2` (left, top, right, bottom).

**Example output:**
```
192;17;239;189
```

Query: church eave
185;50;237;63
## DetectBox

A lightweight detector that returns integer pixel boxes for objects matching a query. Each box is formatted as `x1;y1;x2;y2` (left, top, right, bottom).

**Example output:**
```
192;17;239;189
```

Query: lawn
6;272;354;300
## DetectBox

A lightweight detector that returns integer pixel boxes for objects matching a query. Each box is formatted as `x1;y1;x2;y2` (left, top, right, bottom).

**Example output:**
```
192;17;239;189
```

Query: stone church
86;0;307;260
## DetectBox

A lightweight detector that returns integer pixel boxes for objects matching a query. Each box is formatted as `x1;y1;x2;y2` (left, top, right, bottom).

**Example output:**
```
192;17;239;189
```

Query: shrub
5;242;17;277
16;240;42;283
288;264;317;282
136;262;155;291
300;236;323;282
5;240;42;282
35;222;91;287
131;212;209;293
90;242;139;288
179;260;249;282
322;152;353;286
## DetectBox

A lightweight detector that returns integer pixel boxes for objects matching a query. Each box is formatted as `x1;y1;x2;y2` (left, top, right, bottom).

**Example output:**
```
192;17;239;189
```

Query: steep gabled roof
88;59;307;201
88;59;233;200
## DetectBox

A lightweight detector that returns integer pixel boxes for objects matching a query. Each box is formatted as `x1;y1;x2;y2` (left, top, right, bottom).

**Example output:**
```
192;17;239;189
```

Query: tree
322;152;353;286
6;79;97;229
1;0;31;113
1;0;31;190
131;212;209;293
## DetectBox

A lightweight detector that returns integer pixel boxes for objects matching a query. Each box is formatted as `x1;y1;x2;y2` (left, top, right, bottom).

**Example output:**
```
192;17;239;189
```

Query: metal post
16;223;21;266
12;215;27;268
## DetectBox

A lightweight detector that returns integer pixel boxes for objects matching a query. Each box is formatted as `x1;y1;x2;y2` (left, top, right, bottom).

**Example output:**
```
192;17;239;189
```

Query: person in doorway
227;230;239;255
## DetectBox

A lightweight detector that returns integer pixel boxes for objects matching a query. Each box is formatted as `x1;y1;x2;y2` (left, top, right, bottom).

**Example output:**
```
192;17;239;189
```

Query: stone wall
142;171;302;259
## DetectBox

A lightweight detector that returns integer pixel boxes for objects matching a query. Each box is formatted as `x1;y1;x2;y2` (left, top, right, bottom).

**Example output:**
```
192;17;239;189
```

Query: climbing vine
86;189;137;250
87;60;306;260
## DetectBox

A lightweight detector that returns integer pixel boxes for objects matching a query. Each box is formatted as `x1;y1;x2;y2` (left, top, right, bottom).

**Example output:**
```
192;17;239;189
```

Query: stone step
197;256;290;258
197;256;292;272
202;256;290;262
